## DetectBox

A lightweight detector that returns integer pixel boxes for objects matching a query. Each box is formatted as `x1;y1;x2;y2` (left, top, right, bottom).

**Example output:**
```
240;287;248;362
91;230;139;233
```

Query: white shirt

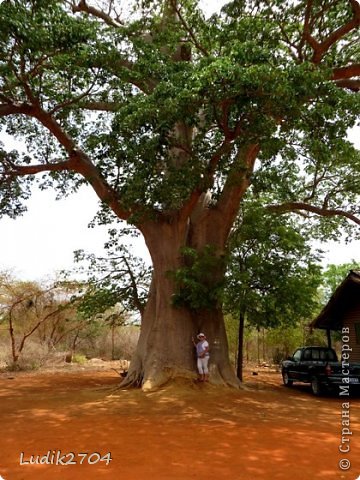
196;340;209;357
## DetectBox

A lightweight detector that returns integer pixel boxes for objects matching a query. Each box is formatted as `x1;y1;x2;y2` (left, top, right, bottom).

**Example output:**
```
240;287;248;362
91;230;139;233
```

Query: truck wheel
282;372;293;387
311;376;323;396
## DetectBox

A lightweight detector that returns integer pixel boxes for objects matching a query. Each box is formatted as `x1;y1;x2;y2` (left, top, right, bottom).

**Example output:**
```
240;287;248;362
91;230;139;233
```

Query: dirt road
0;367;359;480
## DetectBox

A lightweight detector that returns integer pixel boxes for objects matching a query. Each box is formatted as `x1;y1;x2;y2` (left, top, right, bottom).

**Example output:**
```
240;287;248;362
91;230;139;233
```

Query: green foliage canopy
321;260;360;301
225;199;323;328
0;0;359;234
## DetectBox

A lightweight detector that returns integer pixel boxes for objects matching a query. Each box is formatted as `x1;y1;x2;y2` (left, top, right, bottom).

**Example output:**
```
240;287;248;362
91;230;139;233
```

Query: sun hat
197;333;205;339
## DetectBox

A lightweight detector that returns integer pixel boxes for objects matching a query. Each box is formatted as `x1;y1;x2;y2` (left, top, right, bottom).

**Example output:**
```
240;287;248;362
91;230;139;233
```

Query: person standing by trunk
193;333;210;382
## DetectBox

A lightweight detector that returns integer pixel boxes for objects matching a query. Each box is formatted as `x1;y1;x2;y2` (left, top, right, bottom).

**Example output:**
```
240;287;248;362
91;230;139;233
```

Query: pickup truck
281;346;360;395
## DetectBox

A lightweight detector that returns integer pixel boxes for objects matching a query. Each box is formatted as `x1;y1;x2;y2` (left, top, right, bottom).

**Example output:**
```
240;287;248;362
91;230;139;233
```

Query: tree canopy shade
0;0;359;389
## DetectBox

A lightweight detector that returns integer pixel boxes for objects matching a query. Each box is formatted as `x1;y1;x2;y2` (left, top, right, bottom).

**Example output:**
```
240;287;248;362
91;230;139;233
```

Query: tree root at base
108;365;242;392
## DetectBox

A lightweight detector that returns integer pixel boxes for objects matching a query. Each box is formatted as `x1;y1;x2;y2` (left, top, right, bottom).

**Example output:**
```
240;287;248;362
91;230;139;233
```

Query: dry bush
0;338;9;369
78;325;140;360
116;326;140;359
4;339;50;371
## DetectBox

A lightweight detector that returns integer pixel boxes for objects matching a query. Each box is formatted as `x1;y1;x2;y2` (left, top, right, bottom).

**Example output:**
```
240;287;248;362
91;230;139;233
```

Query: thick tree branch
186;145;259;253
267;202;360;226
178;188;203;223
308;1;360;63
0;101;133;220
32;105;77;152
0;102;33;117
204;144;260;246
334;79;360;91
27;104;135;219
178;139;234;222
217;144;260;218
69;150;133;221
332;63;360;80
72;0;124;28
331;63;360;91
3;160;70;176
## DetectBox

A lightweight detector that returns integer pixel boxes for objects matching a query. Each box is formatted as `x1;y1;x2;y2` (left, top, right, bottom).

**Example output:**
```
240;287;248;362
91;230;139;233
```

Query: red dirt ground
0;365;359;480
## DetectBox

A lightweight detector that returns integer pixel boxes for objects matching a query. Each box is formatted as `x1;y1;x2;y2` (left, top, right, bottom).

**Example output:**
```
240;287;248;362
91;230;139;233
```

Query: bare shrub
116;326;140;360
4;339;49;371
0;338;9;369
78;325;140;360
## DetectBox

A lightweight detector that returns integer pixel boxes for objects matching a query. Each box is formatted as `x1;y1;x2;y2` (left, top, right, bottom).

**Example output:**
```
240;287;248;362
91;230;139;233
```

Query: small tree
69;238;151;359
321;261;360;300
0;274;83;367
73;240;152;322
225;201;322;380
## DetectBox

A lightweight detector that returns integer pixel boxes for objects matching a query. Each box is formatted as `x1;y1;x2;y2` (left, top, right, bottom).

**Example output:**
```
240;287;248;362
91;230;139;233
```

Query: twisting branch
2;159;70;176
71;0;124;28
305;0;360;63
0;102;33;117
267;202;360;226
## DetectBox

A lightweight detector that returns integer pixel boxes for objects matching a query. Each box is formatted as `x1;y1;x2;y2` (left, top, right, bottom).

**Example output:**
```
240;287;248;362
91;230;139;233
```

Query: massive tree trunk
122;145;258;391
122;216;240;390
124;278;239;391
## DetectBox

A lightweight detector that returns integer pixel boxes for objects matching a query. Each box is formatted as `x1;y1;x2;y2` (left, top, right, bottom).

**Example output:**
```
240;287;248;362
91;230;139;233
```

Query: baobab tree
0;0;359;389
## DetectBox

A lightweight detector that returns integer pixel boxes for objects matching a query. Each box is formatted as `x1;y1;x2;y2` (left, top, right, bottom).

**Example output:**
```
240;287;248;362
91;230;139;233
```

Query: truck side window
320;349;334;360
303;349;311;360
312;350;320;360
